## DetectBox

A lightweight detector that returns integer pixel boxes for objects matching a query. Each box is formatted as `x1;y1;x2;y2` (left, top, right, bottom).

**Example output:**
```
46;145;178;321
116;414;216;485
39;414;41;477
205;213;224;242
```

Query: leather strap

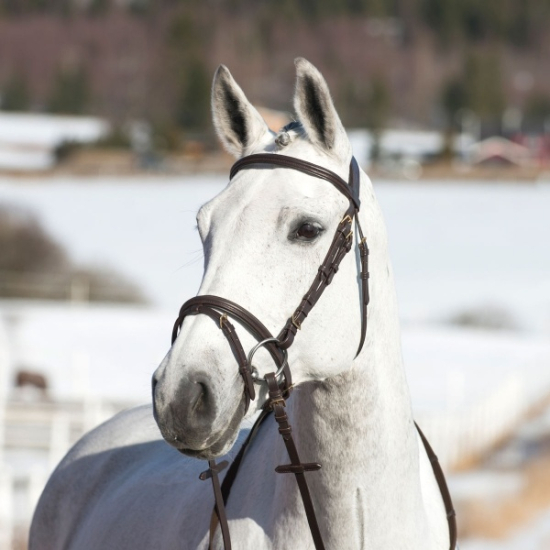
172;296;293;408
276;210;354;349
264;372;325;550
230;153;360;210
206;409;272;550
415;423;457;550
199;460;231;549
206;416;457;550
356;219;370;356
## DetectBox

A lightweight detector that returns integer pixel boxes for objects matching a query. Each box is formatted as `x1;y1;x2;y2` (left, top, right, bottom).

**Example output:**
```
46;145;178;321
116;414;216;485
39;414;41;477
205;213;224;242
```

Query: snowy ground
0;174;548;334
0;113;109;171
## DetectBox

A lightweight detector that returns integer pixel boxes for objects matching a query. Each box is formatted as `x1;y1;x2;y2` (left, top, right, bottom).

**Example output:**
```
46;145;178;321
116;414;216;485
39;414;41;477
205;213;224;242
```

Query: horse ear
211;65;271;158
293;58;351;159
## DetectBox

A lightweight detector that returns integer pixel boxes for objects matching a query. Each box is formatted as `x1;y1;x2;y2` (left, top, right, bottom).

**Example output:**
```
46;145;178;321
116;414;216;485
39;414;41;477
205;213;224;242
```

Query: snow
0;300;171;402
403;326;550;412
0;112;109;171
0;112;109;148
0;175;220;308
0;175;548;338
347;129;476;165
1;300;547;409
0;146;53;172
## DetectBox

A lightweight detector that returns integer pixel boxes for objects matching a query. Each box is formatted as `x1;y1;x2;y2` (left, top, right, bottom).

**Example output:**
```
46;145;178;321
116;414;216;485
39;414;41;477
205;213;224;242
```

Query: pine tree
1;72;30;111
47;65;90;115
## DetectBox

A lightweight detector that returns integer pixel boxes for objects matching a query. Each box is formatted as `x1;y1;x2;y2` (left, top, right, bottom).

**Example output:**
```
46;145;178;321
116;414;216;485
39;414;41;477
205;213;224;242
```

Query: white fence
416;373;529;470
0;396;133;550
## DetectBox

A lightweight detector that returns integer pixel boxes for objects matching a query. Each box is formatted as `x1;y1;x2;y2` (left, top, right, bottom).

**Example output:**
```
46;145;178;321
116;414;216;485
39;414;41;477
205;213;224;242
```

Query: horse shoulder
29;405;200;550
30;406;256;550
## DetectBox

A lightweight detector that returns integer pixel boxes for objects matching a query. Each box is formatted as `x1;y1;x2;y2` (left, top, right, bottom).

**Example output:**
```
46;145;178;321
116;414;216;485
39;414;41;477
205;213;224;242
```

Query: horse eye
296;222;321;241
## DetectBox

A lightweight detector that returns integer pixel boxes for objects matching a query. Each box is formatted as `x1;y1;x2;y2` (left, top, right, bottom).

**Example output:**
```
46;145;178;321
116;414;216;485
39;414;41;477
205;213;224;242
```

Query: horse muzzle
152;366;247;459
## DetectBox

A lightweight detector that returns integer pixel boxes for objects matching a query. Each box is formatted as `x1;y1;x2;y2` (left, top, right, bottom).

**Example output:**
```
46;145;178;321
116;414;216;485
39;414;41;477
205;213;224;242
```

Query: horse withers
30;59;452;550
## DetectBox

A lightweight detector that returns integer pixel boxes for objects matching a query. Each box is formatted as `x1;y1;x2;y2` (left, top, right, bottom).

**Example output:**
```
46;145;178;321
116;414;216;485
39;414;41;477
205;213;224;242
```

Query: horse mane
275;120;304;148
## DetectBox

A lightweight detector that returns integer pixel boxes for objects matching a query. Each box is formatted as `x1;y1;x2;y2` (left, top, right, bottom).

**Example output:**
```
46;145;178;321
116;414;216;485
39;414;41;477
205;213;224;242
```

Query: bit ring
248;337;288;383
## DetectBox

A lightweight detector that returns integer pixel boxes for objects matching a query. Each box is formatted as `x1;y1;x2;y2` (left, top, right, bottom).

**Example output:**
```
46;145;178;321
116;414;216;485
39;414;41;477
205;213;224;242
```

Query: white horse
30;59;451;549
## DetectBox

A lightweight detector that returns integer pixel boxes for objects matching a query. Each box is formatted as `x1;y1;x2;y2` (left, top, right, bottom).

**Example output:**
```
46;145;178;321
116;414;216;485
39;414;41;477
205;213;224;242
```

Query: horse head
152;59;366;459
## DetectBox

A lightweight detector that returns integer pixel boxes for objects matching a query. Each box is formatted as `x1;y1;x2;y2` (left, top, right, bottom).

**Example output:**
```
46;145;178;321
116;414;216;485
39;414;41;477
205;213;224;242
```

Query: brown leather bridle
171;153;457;550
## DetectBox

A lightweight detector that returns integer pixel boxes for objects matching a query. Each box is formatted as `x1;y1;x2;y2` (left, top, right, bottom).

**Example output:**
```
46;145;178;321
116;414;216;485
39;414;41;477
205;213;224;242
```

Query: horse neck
285;177;429;547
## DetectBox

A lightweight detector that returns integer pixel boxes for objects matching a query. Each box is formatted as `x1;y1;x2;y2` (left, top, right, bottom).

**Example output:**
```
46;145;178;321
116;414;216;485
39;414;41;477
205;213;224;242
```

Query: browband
231;153;361;210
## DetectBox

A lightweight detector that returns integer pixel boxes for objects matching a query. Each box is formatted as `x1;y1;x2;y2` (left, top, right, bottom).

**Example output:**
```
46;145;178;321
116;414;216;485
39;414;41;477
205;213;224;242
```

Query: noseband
170;153;456;550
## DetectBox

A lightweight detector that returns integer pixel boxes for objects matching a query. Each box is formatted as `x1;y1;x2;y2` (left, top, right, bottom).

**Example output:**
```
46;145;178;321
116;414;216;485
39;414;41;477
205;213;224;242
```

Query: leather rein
171;153;457;550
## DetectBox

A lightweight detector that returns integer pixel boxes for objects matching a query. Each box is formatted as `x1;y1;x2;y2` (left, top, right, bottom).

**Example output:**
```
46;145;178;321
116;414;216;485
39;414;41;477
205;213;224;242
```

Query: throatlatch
171;153;456;550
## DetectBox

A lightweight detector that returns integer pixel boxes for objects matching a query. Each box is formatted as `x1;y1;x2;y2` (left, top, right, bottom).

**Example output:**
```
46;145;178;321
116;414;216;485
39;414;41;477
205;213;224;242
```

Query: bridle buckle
291;312;302;330
269;397;286;408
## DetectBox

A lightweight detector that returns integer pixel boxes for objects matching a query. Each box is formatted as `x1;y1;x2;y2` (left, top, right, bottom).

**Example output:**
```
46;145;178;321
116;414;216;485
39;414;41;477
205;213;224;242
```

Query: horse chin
170;396;246;460
177;430;239;460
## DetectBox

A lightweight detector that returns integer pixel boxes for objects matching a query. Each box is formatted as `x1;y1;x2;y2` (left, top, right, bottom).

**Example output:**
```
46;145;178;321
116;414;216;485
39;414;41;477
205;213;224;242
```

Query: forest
1;0;549;144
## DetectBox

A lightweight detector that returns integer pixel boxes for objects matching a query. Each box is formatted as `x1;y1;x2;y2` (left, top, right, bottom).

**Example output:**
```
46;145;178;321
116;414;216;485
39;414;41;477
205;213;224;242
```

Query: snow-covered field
0;173;549;549
0;174;548;331
0;113;109;171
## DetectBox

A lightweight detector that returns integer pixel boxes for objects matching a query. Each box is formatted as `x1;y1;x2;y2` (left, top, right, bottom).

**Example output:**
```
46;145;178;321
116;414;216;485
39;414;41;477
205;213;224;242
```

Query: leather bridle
170;153;457;550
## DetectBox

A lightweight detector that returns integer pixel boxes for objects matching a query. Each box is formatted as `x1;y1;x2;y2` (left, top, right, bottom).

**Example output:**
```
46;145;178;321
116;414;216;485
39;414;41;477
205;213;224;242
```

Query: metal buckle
270;397;286;408
247;337;288;384
340;214;352;225
291;312;302;330
219;313;228;329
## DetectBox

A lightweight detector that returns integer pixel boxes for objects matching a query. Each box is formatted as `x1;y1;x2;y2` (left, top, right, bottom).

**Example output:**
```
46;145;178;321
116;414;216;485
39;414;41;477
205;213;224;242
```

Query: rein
171;153;456;550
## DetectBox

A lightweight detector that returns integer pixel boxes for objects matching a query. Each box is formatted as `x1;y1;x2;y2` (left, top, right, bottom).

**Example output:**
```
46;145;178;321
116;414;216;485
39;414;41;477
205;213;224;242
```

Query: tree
463;52;504;122
47;65;90;115
176;58;211;130
1;73;30;111
524;93;550;131
441;78;468;130
87;0;111;17
364;76;391;162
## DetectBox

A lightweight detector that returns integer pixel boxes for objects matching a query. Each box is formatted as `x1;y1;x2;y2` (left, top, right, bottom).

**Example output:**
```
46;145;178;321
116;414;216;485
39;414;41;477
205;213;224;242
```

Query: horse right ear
211;65;272;158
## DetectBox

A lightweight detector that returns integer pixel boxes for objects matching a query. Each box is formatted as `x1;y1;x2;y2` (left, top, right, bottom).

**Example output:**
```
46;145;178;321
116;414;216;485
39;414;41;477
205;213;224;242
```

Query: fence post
0;465;13;550
48;413;71;472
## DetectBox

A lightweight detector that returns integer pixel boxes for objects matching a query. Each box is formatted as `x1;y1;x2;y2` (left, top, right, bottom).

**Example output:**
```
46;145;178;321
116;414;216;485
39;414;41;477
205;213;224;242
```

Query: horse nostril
191;382;208;413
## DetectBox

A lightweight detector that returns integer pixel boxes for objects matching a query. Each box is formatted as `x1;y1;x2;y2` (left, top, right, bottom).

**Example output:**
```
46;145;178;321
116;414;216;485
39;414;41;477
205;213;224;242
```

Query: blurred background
0;1;549;549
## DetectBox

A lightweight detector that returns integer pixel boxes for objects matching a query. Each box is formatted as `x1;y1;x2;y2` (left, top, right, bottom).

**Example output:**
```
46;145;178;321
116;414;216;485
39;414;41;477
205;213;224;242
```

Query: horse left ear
211;65;272;158
293;58;351;160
